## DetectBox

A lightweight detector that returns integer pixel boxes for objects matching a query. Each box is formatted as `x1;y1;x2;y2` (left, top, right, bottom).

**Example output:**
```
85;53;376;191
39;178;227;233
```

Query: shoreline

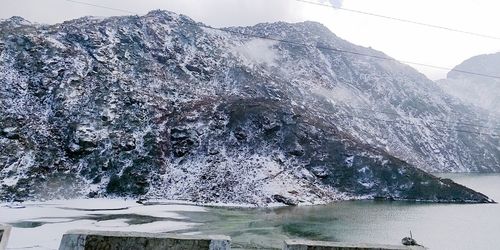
1;195;494;212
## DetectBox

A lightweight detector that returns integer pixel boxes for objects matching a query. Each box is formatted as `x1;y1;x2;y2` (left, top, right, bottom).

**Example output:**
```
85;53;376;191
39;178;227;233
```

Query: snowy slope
0;12;496;204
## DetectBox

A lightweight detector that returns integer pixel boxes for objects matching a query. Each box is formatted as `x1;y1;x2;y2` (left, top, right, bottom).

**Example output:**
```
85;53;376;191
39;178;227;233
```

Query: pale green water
3;174;499;249
178;173;500;250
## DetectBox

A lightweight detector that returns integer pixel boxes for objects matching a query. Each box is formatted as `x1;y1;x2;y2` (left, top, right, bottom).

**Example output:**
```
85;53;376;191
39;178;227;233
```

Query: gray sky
1;0;499;80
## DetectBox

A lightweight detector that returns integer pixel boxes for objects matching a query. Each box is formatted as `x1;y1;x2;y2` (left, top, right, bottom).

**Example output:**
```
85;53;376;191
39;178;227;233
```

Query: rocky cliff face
0;11;495;204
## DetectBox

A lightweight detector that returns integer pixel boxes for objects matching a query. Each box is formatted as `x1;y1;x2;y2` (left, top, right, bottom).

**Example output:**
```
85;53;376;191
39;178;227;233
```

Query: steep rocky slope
0;11;496;204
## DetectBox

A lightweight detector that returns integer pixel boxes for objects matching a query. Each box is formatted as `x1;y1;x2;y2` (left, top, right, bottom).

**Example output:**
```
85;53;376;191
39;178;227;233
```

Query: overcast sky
1;0;499;80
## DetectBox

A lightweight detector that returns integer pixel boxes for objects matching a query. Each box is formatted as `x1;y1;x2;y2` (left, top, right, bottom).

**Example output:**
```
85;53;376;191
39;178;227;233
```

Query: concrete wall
0;224;12;250
283;239;426;250
58;230;231;250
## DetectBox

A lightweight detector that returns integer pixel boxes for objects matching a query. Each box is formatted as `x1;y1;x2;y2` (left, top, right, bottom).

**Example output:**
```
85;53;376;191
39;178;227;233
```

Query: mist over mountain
438;52;500;117
0;11;496;205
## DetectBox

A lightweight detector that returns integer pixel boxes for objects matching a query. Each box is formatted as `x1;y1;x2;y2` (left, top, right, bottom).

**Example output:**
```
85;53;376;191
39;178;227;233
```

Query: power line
222;27;500;81
339;104;500;131
325;111;499;137
268;76;500;135
295;0;500;41
262;76;500;134
66;0;500;81
325;88;500;129
63;0;500;137
66;0;136;14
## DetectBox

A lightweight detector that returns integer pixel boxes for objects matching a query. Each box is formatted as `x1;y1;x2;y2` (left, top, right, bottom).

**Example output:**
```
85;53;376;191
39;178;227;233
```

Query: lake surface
1;173;499;250
178;173;500;249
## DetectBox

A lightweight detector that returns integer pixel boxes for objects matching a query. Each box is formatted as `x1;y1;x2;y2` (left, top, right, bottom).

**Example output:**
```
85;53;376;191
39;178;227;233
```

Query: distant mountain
0;12;496;204
0;16;32;28
438;52;500;116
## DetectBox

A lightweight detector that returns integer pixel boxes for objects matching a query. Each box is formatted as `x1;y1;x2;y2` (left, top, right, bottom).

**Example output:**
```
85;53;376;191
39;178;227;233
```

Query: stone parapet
58;230;231;250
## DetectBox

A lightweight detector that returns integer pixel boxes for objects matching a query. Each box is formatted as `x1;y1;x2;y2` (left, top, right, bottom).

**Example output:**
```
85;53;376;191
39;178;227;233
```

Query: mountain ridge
0;10;497;205
438;52;500;117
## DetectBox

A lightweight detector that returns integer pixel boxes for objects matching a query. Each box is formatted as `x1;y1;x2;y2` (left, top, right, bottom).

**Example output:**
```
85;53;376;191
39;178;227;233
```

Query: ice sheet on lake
0;199;206;250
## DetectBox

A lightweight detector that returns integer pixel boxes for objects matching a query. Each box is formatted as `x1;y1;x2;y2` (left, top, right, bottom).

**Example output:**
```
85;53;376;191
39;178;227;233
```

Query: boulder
272;194;298;206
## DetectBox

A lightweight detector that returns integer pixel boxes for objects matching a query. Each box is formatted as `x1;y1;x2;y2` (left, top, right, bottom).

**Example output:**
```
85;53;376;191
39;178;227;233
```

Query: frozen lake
1;173;499;249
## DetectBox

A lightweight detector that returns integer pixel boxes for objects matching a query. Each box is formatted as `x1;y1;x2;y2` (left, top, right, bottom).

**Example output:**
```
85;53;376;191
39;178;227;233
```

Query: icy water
1;173;500;250
180;173;500;250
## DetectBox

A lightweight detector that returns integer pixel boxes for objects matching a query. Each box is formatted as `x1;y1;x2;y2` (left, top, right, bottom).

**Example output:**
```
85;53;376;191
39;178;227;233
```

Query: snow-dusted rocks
0;10;496;205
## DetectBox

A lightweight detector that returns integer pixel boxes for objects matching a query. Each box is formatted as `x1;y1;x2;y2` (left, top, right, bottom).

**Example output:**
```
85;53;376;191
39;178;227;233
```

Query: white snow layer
0;199;206;250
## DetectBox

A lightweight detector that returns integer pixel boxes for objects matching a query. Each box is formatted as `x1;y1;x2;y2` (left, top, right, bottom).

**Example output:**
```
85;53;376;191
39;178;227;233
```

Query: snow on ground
0;199;207;250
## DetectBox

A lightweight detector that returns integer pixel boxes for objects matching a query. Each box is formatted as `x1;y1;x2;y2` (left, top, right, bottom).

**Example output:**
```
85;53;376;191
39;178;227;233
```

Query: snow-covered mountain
438;52;500;117
0;11;496;204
